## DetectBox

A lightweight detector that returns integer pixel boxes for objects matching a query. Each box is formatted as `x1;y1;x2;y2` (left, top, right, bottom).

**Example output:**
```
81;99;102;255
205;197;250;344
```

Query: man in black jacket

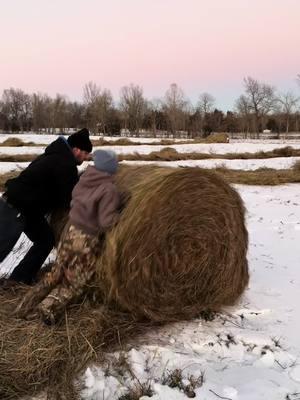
0;128;93;284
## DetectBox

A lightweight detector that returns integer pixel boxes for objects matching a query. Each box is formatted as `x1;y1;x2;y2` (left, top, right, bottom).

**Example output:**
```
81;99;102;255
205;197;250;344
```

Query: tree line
0;76;299;137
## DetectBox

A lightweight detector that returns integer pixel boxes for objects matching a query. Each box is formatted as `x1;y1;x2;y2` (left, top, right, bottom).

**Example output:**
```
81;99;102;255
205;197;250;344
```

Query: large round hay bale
97;165;249;321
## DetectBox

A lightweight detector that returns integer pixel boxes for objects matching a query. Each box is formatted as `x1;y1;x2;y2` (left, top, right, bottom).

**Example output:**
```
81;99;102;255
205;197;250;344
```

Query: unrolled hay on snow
0;287;151;400
97;165;249;321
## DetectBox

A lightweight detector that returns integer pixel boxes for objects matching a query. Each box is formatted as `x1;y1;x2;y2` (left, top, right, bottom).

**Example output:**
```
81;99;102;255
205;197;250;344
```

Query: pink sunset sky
0;0;299;110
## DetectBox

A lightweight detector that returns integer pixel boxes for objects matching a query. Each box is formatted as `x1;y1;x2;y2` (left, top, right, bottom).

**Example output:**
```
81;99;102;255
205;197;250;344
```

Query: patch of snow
121;157;300;170
289;366;300;383
1;156;300;174
0;146;46;155
0;162;30;173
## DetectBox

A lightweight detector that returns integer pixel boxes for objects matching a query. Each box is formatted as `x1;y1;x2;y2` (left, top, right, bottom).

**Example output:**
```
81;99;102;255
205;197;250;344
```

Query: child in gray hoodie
15;150;121;323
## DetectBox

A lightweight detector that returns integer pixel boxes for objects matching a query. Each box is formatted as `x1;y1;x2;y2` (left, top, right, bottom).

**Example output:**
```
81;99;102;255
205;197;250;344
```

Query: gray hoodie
69;165;120;236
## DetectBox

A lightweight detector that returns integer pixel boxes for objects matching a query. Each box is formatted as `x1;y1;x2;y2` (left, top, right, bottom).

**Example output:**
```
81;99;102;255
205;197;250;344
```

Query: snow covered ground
1;139;300;158
0;135;300;399
121;157;300;171
0;133;98;144
94;142;300;155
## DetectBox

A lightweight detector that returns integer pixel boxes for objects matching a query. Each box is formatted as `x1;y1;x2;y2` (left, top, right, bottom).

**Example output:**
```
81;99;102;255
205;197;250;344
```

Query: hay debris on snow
0;287;151;400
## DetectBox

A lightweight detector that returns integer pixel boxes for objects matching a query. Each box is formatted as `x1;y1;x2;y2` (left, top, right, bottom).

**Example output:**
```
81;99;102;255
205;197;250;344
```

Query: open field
0;135;300;399
2;146;300;164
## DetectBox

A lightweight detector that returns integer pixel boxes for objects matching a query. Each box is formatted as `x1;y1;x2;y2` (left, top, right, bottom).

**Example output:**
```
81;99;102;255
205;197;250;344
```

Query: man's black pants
0;198;55;284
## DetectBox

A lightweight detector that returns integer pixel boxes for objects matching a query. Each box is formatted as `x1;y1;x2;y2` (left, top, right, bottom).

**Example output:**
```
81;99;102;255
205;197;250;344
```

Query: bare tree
235;95;252;136
1;88;32;132
83;81;113;135
243;76;276;135
163;83;188;136
83;81;100;105
49;94;69;133
197;92;215;115
83;81;100;133
187;108;202;138
0;100;6;130
197;92;215;135
67;101;85;130
146;98;163;137
98;89;113;135
295;110;300;132
277;91;299;133
119;84;146;136
31;93;52;133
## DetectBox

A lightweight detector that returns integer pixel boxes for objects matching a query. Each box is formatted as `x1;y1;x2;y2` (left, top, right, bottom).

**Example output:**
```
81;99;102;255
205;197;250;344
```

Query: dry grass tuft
118;380;154;399
92;134;229;147
92;137;189;146
193;133;229;143
0;138;36;147
205;133;229;143
135;147;180;161
272;146;295;157
0;171;20;191
92;138;134;146
162;368;205;398
212;165;300;185
293;160;300;172
159;139;179;145
0;286;153;400
0;138;25;147
0;154;38;162
120;146;300;162
111;138;135;146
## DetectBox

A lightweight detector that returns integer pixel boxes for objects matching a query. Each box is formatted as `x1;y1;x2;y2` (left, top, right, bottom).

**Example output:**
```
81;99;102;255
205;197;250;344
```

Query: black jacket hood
45;137;74;160
5;137;79;215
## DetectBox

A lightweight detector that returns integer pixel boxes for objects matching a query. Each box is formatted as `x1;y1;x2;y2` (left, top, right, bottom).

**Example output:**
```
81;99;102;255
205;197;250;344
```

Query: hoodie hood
70;165;120;236
45;137;75;160
78;165;114;189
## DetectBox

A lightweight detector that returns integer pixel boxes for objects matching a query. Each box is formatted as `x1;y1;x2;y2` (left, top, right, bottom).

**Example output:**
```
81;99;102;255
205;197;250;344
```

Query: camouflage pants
15;224;102;322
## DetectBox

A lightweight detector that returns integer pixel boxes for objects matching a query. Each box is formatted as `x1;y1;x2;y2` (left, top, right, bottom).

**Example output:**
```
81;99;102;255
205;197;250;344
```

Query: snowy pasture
0;135;299;399
1;136;300;158
1;156;300;175
0;133;188;145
